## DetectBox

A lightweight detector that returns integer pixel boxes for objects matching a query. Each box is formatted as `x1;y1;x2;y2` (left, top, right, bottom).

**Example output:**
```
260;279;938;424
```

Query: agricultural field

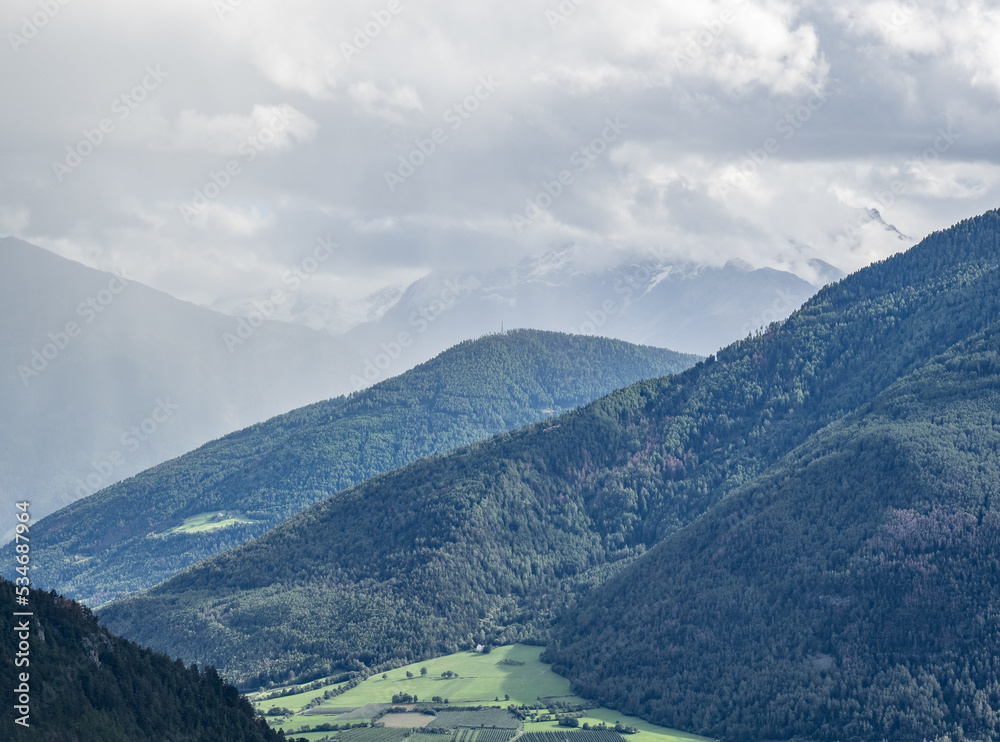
520;731;625;742
521;711;710;742
571;709;710;742
426;709;519;729
258;645;713;742
340;728;413;742
338;703;394;721
453;728;516;742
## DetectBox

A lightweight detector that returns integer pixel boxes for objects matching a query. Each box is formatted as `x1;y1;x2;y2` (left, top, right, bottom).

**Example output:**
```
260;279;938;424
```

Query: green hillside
546;323;1000;742
0;578;280;741
21;330;697;606
101;211;1000;701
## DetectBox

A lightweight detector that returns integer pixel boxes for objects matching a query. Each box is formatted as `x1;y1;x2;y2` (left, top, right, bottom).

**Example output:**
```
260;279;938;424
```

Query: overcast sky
2;0;999;308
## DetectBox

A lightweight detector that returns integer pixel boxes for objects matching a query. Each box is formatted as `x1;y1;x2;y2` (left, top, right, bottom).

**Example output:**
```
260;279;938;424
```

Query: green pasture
163;511;254;535
333;645;569;707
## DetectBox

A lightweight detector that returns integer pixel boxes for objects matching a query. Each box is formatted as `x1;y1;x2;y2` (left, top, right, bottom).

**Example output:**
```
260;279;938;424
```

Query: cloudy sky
2;0;999;309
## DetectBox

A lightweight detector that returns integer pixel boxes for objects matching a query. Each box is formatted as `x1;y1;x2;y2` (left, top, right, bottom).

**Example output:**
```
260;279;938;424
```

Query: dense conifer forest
0;579;280;741
546;325;1000;741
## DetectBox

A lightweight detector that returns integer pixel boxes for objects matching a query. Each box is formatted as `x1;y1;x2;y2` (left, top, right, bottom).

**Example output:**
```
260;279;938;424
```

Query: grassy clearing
162;511;253;535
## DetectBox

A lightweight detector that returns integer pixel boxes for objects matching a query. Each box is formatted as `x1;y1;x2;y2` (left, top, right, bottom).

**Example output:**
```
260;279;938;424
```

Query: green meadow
162;511;254;535
334;644;570;707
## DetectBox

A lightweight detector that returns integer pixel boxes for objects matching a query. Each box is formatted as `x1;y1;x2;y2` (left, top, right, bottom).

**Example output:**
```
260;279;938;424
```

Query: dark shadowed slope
1;578;280;741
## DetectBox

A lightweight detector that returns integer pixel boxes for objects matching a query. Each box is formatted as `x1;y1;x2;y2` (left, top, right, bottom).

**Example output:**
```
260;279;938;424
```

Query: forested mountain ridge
101;211;1000;693
0;578;280;741
545;320;1000;742
20;330;696;606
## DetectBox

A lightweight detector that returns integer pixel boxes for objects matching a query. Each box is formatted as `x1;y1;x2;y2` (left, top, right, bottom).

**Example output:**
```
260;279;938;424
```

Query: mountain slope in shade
0;578;280;741
99;211;1000;690
0;237;359;524
546;324;1000;742
22;330;697;606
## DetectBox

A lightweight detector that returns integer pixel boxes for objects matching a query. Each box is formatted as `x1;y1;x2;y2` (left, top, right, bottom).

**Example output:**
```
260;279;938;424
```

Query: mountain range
98;207;1000;742
21;330;696;606
1;238;835;527
12;208;997;742
224;247;841;366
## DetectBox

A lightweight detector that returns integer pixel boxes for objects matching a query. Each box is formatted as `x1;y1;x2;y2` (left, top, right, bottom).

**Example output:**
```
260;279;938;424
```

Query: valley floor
249;645;711;742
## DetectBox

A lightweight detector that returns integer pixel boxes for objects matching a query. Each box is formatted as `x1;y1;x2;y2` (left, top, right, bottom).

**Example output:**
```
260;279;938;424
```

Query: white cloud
536;0;829;98
837;0;1000;94
346;82;424;126
0;204;30;234
169;105;320;154
2;0;1000;312
183;202;276;236
351;216;399;233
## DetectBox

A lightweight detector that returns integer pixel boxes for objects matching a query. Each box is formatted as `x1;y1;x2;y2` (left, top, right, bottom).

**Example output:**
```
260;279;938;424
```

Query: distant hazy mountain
0;237;358;523
22;330;696;606
210;249;838;375
329;251;835;389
